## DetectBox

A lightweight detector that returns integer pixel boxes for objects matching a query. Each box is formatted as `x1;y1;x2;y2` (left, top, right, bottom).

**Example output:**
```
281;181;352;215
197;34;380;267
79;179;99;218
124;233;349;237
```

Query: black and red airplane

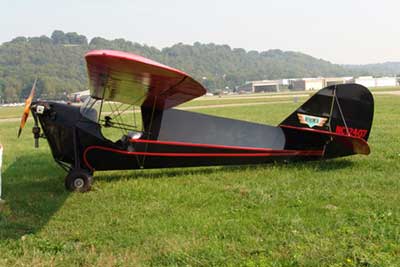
18;50;374;192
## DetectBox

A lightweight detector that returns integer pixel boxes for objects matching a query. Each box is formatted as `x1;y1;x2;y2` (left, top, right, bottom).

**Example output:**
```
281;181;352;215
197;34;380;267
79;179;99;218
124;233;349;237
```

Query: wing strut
141;95;158;168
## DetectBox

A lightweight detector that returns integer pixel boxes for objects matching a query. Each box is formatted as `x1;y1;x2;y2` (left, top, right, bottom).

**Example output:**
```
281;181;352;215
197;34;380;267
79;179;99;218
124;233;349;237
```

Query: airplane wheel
65;169;93;192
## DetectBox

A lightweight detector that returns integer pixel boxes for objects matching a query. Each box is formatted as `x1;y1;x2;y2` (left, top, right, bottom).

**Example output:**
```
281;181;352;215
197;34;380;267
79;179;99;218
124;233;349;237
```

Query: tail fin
279;84;374;157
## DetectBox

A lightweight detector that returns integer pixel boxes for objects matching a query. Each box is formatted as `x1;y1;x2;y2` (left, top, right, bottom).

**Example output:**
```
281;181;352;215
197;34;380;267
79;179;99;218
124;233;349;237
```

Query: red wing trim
83;145;323;171
85;50;188;76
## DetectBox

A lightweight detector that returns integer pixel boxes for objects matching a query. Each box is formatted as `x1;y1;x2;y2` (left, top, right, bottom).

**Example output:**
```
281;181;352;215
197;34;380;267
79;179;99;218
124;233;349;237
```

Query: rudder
279;84;374;158
280;83;374;141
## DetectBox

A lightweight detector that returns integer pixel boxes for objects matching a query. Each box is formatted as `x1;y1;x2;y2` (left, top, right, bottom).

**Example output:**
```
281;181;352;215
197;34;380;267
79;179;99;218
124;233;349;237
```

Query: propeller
17;79;37;138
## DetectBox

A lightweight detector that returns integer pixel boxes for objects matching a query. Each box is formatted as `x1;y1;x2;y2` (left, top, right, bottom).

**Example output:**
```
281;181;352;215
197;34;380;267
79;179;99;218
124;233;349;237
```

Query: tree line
0;30;370;103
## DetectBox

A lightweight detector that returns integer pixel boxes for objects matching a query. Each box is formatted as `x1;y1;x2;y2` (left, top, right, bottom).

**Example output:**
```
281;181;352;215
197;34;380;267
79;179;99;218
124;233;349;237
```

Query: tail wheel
65;169;93;192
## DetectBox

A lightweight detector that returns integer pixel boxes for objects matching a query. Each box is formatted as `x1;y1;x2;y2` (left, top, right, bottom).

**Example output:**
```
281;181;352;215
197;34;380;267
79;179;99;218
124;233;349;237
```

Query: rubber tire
65;169;93;192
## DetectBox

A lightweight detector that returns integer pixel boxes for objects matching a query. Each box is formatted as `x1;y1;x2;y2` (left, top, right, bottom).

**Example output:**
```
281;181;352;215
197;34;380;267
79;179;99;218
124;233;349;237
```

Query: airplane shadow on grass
0;153;353;240
96;158;354;183
0;153;69;240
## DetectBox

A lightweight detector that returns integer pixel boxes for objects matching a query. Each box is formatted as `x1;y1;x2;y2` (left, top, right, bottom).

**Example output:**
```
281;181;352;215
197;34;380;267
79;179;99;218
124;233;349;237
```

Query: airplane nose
32;103;48;115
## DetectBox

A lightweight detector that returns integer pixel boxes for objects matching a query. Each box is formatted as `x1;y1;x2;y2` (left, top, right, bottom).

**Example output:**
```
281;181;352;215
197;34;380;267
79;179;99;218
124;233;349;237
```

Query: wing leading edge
85;50;206;110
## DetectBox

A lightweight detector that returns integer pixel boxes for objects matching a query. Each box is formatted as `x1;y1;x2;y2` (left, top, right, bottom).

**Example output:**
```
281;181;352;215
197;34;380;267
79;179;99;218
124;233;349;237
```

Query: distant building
238;80;280;93
355;76;376;88
355;76;398;87
289;79;306;91
241;75;398;93
324;77;354;86
304;78;325;90
290;78;325;91
375;77;397;87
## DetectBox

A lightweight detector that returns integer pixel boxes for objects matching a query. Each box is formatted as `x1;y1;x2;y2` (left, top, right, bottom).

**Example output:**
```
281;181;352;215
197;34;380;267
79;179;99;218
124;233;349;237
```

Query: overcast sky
1;0;398;64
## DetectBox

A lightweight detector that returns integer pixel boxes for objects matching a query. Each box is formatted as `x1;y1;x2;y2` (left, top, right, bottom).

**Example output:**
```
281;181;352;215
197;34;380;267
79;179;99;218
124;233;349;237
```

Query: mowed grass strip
0;106;24;119
0;95;308;120
1;86;399;119
0;96;399;266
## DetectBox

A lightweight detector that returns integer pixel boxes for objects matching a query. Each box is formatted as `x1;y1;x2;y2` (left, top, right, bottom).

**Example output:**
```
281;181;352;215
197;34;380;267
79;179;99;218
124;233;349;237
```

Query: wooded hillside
0;30;366;102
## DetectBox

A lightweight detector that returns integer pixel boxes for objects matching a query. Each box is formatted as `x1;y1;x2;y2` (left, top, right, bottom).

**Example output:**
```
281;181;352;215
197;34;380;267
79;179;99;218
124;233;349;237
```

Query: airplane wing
85;50;206;109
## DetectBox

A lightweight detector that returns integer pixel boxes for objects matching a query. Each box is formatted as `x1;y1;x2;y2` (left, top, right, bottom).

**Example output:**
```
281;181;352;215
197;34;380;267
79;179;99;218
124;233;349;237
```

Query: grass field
368;86;400;92
0;95;399;266
0;95;308;120
1;85;399;119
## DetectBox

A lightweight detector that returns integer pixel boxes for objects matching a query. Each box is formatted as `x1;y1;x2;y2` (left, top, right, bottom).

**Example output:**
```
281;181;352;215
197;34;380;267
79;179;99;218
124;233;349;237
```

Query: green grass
1;86;399;119
0;96;307;120
180;95;308;108
0;106;24;119
0;96;399;266
368;86;400;92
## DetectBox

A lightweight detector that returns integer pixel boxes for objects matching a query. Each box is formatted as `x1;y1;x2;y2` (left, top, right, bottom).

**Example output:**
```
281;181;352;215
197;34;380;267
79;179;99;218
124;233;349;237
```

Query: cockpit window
80;96;101;122
80;96;144;143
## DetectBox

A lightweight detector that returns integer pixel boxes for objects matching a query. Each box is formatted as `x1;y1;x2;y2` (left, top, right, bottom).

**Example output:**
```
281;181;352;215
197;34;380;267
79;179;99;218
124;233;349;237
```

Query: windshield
80;96;102;122
80;96;143;142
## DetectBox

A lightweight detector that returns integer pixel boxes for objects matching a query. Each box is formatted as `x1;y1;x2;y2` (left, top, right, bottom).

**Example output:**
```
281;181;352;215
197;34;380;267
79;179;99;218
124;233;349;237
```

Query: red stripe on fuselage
83;145;323;171
130;139;278;152
280;125;369;144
